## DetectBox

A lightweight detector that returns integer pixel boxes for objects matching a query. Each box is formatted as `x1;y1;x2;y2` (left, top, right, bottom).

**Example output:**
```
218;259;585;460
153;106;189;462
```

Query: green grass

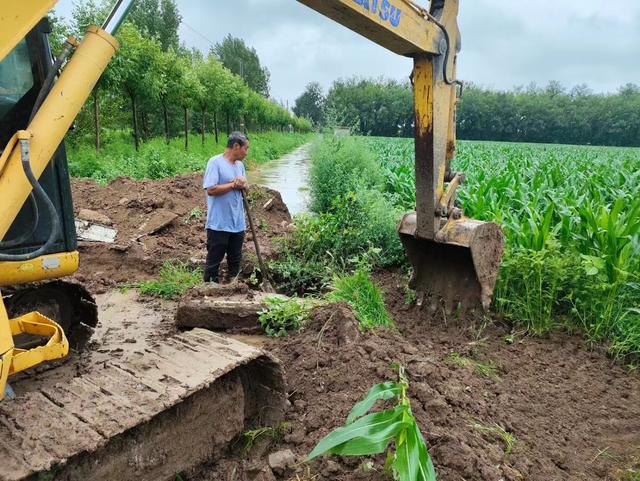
258;295;318;337
471;422;517;456
326;269;394;330
137;261;202;300
67;130;314;183
445;352;498;378
241;423;288;454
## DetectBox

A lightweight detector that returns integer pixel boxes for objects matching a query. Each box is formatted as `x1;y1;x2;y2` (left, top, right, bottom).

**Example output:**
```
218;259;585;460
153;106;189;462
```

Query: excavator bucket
399;212;504;312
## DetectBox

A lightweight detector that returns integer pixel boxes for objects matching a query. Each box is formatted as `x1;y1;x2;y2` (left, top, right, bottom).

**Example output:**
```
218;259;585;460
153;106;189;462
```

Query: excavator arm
299;0;504;310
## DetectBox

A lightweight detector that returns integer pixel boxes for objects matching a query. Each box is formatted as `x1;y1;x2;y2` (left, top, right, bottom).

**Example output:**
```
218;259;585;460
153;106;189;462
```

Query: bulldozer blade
398;212;504;312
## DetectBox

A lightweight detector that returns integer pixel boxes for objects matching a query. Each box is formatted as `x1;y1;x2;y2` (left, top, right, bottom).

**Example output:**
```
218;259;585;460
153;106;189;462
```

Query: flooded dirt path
248;143;312;215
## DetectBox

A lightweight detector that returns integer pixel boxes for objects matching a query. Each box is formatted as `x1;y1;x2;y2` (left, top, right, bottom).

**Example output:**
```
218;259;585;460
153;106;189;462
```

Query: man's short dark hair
227;131;249;149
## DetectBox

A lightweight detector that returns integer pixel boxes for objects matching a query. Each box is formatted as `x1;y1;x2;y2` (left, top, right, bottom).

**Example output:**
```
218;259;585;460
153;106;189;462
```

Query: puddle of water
248;144;311;216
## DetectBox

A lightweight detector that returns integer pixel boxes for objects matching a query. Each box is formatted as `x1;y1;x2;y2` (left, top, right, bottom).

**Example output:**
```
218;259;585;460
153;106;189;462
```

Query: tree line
294;79;640;147
50;0;310;152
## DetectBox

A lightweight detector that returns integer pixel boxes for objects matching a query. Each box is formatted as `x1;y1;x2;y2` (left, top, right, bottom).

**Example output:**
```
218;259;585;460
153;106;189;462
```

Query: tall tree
213;35;270;97
174;57;200;150
130;0;181;52
293;82;325;126
69;0;113;152
158;49;184;144
110;25;163;150
325;78;412;136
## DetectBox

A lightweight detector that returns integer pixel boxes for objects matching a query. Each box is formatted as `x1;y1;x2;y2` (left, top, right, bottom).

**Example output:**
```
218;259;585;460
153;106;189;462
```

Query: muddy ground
68;175;640;481
71;174;292;291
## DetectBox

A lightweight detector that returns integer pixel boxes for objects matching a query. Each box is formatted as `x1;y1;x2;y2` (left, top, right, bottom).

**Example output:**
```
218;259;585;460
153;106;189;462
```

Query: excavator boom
298;0;504;310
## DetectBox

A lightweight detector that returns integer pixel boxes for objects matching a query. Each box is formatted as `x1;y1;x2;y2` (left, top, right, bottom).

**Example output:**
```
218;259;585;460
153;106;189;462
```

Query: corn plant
356;135;640;358
307;366;436;481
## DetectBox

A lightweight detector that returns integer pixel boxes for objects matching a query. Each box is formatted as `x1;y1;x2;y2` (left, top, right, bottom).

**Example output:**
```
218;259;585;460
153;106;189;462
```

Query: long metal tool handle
241;191;274;291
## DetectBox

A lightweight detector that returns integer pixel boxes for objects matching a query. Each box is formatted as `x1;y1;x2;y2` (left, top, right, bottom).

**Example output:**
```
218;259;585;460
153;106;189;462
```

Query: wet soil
199;271;640;481
70;174;292;292
66;174;640;481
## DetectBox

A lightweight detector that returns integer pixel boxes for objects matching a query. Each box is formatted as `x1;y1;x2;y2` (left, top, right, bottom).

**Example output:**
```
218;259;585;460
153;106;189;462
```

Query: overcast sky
53;0;640;105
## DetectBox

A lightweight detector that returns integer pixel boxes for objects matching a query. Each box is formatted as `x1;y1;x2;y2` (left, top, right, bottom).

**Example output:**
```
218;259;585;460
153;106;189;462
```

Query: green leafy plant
326;269;394;330
137;261;202;299
268;248;332;296
184;207;203;224
241;423;288;454
258;295;318;337
307;366;436;481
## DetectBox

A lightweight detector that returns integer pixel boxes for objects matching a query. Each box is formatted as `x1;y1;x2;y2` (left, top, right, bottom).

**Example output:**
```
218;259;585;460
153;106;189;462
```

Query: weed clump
137;261;201;299
258;296;317;337
327;269;394;330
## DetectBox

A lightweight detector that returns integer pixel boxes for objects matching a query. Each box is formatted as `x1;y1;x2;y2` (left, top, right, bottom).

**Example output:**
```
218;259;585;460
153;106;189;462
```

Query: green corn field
364;137;640;359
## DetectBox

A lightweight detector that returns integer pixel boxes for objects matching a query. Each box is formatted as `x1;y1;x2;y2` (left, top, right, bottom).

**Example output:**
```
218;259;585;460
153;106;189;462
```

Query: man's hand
233;176;248;191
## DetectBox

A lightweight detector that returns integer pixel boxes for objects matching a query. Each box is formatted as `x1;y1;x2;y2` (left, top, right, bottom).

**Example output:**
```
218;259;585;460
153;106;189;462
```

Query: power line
180;20;217;49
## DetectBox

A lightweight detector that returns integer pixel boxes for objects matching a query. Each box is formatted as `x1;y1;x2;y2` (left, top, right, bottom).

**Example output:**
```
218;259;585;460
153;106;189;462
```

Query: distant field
362;137;640;359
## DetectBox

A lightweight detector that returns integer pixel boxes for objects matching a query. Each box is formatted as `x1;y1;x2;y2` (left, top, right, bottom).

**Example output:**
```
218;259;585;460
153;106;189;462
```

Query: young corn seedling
307;366;436;481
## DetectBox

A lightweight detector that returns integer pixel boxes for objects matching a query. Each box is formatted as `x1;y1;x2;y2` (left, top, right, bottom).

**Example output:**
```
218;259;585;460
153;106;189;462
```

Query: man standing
203;132;249;283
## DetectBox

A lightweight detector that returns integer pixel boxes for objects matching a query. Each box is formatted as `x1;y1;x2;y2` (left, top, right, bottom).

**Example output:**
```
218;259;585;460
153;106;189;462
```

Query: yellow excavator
0;0;503;479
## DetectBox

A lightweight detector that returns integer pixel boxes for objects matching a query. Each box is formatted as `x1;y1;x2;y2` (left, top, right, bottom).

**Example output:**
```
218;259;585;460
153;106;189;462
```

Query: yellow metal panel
413;55;440;239
9;311;68;375
297;0;441;55
0;27;118;241
0;0;58;62
0;296;13;357
0;251;79;287
413;55;433;135
0;294;14;400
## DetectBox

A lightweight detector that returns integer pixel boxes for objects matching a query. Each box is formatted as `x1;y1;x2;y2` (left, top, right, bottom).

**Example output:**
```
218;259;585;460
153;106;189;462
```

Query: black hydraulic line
0;139;61;262
29;38;76;123
429;15;464;92
0;193;39;249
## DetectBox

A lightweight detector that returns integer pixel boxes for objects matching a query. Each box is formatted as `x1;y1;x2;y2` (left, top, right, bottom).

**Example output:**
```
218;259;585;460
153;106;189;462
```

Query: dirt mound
71;174;291;292
199;270;640;481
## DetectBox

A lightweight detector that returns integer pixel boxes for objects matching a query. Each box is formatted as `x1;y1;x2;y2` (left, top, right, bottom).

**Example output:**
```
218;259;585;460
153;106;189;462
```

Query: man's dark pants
204;229;245;283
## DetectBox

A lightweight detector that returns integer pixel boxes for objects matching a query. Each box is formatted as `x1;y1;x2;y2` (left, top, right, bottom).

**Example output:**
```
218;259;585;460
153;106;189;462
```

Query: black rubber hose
0;140;61;261
2;39;76;257
29;39;75;123
0;193;39;249
430;16;464;91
